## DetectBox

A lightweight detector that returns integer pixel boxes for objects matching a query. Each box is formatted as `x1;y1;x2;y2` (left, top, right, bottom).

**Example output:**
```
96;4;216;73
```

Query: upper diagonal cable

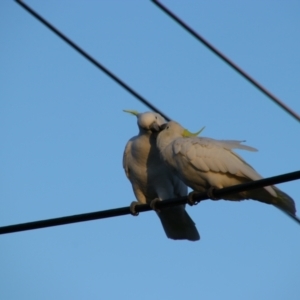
15;0;171;121
152;0;300;123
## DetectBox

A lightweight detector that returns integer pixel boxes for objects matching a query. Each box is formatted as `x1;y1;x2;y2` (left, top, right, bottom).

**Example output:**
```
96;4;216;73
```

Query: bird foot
150;198;161;212
187;191;200;206
207;186;219;200
130;201;140;216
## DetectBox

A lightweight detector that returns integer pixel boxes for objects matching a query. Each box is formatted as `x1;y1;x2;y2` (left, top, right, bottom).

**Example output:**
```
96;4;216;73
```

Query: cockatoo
156;121;299;222
123;110;200;241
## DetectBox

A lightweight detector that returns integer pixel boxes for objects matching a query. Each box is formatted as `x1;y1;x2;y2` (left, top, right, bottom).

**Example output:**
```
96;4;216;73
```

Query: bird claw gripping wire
207;186;220;200
150;198;162;213
187;191;200;206
129;201;140;216
188;187;220;206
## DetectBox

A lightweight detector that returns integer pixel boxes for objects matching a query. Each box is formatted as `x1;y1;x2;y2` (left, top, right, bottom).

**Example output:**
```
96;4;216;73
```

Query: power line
1;170;300;235
10;2;300;236
15;0;171;121
152;0;300;123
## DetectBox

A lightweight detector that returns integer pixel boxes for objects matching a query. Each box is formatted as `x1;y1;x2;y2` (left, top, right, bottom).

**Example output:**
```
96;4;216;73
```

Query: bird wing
173;137;262;180
122;138;134;180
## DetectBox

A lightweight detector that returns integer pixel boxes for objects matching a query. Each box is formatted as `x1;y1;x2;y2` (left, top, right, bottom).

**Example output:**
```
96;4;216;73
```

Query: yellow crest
182;126;205;137
123;109;139;116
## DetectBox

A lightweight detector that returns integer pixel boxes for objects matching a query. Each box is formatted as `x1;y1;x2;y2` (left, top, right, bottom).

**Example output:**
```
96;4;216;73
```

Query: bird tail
246;185;300;224
157;206;200;241
272;187;300;224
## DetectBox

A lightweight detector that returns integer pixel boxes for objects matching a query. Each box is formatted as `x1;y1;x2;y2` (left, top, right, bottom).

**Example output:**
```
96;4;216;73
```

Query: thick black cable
152;0;300;123
15;0;171;121
1;170;299;235
10;2;300;235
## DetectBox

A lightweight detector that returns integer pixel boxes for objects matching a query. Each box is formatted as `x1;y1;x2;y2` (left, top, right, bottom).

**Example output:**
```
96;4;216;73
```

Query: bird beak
158;123;168;131
149;122;160;132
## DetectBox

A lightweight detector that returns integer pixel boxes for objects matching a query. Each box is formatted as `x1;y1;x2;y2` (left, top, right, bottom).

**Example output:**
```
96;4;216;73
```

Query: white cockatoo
156;121;299;222
123;110;200;241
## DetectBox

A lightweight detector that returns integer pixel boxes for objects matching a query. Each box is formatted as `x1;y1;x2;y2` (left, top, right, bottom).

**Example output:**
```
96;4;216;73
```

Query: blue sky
1;1;300;299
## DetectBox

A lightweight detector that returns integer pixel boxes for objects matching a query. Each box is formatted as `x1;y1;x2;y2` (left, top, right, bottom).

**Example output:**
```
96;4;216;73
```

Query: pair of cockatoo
123;110;298;241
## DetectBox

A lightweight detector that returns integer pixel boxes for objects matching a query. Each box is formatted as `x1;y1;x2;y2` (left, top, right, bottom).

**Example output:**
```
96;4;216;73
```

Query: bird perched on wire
123;110;200;241
156;120;299;223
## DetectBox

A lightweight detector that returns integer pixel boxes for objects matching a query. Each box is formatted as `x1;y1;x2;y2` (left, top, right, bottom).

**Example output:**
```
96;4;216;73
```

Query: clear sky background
1;1;300;299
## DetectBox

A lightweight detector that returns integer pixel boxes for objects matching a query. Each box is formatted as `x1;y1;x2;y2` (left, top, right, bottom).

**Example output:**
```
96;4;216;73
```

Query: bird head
157;121;205;151
123;110;166;133
159;122;205;137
